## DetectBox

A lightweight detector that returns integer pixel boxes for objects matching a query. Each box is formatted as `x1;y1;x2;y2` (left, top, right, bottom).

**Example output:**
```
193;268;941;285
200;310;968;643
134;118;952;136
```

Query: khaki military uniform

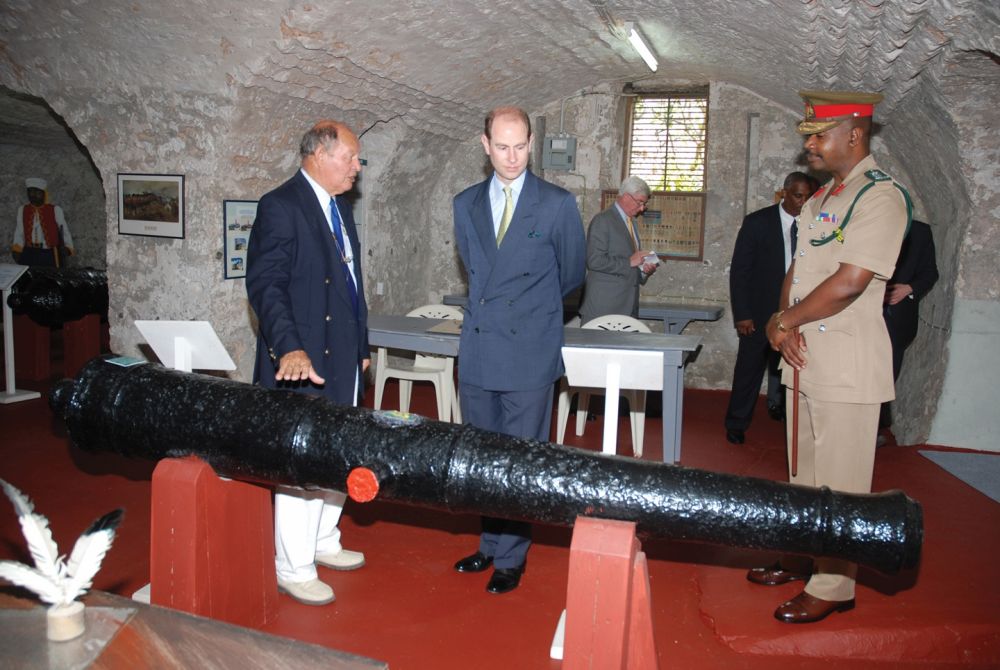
782;153;909;601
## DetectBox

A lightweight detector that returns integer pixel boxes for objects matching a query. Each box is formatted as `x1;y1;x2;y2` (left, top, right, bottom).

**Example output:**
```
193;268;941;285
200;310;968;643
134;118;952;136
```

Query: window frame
623;89;709;192
621;89;709;261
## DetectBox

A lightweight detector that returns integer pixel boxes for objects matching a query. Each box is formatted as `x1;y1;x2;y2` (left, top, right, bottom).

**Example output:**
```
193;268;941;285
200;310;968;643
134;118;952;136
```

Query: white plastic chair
374;304;463;422
556;314;651;456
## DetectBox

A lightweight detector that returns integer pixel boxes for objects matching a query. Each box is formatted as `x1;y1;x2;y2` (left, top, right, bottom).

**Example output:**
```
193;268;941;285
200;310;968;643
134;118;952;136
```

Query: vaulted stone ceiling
2;0;996;142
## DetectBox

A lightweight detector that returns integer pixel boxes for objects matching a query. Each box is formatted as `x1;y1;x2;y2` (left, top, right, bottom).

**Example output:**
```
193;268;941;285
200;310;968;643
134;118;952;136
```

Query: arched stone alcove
0;87;106;269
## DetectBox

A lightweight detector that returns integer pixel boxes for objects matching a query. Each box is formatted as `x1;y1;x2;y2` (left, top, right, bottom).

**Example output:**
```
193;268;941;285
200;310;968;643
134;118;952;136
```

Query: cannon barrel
7;267;109;327
50;357;922;574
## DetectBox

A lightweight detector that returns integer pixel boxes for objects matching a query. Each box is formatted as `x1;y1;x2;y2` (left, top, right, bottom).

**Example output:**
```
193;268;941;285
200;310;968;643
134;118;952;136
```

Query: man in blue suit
452;106;586;594
247;120;369;606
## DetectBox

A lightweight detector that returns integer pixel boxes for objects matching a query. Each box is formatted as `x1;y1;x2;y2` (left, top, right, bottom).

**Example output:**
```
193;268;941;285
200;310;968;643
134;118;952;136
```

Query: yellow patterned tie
497;186;513;247
625;216;639;251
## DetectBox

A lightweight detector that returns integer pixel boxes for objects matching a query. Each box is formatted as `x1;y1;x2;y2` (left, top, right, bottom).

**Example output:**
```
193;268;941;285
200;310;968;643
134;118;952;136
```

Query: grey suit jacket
578;205;646;324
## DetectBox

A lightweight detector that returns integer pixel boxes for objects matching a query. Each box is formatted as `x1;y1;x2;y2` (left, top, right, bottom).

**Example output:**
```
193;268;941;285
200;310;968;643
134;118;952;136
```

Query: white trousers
274;370;359;583
274;487;347;582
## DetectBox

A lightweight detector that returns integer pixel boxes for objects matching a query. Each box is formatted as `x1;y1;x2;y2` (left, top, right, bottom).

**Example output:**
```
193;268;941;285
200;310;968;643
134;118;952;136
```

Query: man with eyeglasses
578;175;659;325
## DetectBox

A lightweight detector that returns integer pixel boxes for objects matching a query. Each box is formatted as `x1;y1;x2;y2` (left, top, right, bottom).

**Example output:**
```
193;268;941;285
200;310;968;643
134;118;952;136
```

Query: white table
441;294;723;334
367;314;701;463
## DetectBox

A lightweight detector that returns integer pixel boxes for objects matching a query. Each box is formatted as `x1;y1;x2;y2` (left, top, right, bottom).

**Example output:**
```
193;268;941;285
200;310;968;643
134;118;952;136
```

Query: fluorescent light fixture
624;22;658;72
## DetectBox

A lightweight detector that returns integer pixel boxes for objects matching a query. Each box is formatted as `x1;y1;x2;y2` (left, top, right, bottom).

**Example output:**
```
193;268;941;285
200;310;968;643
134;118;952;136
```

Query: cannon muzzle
50;357;922;574
7;267;108;327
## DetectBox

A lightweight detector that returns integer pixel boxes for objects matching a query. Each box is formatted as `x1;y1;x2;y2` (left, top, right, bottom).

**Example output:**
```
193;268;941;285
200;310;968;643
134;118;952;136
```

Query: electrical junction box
543;135;576;171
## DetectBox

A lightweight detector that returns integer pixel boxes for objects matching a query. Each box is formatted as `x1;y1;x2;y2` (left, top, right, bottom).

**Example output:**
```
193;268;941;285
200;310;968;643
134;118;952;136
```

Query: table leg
660;359;684;464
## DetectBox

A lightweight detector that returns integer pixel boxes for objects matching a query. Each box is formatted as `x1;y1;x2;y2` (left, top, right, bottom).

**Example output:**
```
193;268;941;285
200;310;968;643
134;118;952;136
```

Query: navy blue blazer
729;203;787;329
246;170;369;404
454;170;586;392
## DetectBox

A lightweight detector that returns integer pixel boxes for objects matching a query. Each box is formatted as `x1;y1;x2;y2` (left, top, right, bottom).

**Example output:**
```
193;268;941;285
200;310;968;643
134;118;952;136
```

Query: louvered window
625;93;708;192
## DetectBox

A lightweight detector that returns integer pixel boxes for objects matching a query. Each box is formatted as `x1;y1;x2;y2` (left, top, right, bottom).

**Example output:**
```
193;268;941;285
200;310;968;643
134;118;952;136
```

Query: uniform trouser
787;390;880;601
274;369;359;583
459;381;554;569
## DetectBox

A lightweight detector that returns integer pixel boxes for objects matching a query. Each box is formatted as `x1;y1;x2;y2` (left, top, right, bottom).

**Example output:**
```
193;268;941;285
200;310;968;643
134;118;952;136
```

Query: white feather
63;522;118;602
0;479;121;606
0;560;64;605
0;479;63;582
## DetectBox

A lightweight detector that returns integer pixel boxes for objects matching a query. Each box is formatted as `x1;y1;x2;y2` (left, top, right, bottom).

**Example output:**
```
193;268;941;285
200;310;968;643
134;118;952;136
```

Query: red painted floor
2;372;999;669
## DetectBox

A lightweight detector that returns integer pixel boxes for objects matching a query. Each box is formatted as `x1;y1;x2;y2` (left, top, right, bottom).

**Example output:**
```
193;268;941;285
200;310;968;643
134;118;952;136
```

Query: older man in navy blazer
247;120;369;606
452;106;586;594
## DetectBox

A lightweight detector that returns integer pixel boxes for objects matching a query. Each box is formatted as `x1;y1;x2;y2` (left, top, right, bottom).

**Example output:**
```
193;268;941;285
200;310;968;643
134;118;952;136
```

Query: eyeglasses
627;192;649;210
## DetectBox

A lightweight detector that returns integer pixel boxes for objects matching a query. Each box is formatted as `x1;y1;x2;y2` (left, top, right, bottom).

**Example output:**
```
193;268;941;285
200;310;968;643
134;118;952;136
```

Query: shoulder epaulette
865;169;892;182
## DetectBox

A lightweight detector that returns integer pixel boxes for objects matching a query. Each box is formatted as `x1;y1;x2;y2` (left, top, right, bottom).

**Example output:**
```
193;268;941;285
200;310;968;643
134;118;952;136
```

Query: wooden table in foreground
0;591;386;669
368;314;701;463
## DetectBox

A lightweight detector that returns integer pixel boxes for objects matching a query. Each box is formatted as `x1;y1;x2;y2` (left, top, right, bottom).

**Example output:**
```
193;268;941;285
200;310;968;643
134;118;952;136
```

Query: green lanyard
810;175;913;247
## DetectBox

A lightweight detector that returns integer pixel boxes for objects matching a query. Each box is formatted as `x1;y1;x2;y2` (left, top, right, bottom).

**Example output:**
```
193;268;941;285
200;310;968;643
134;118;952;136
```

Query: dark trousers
16;246;64;267
880;305;917;428
459;381;554;569
725;328;783;432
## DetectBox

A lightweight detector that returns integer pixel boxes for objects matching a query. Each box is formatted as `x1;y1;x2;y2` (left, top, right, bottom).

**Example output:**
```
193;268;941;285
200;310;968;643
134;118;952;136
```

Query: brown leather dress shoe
746;562;809;585
774;591;855;623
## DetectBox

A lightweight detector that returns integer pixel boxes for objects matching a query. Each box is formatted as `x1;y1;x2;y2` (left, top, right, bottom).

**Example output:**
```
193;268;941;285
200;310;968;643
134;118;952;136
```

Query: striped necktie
497;186;513;247
330;198;359;316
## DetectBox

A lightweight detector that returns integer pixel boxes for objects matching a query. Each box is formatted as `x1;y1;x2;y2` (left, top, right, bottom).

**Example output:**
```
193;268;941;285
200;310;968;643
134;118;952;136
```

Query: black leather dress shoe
486;566;524;594
454;551;493;573
767;404;785;421
726;429;745;444
774;591;855;623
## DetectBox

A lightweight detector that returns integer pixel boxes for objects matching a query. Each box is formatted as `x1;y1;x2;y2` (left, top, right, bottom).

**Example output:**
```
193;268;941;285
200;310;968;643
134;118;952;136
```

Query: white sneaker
315;548;366;571
277;578;335;605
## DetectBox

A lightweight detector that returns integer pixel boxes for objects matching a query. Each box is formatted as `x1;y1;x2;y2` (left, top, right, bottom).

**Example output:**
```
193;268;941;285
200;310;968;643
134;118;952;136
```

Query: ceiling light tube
625;22;658;72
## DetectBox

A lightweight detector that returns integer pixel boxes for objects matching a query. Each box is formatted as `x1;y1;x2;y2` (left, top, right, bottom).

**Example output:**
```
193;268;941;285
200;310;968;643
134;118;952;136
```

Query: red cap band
811;103;874;118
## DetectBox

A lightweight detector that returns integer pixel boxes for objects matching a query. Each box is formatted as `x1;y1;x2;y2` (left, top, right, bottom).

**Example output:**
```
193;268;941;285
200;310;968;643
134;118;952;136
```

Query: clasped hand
765;314;808;370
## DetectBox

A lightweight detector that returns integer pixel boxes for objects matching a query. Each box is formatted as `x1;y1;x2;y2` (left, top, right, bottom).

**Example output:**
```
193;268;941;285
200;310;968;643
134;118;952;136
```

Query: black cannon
7;267;109;327
50;357;922;574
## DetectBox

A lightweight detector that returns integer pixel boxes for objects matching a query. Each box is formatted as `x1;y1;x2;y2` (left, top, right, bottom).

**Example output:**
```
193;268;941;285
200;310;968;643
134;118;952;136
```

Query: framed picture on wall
223;200;258;279
117;173;185;239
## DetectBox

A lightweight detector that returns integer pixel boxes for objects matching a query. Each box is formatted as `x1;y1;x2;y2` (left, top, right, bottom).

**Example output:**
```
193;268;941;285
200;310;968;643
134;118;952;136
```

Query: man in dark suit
880;219;938;436
578;175;659;325
246;120;369;606
452;106;586;594
724;172;818;444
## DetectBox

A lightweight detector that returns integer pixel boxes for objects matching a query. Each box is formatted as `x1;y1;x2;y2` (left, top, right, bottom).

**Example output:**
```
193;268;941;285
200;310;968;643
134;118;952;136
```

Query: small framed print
223;200;258;279
117;173;185;239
